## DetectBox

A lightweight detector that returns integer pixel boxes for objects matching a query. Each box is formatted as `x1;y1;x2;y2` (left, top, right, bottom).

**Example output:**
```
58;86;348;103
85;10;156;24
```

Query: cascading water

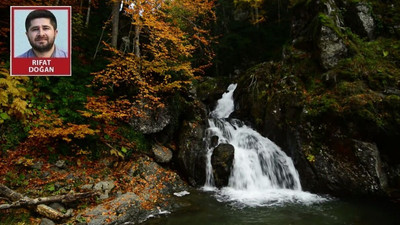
204;84;325;207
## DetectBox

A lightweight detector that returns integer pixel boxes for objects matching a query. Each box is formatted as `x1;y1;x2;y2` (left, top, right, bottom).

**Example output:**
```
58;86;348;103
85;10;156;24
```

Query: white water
204;84;325;207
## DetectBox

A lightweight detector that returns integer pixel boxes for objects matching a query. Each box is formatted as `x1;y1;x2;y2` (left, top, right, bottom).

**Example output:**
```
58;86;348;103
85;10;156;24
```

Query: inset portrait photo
10;6;71;76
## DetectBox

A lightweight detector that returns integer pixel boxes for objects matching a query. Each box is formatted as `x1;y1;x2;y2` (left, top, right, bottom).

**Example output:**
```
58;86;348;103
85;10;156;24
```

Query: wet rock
312;139;388;195
353;140;388;191
211;143;235;188
174;96;208;187
210;136;219;149
196;77;231;108
178;120;208;186
152;144;173;163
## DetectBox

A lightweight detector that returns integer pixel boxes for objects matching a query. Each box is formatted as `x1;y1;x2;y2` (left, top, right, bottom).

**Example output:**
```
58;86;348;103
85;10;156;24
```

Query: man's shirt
17;45;67;58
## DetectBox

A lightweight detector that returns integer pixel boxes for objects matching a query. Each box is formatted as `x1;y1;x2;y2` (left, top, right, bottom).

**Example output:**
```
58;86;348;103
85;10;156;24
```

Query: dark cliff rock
211;143;235;188
233;0;400;199
311;139;388;195
344;2;375;40
291;0;376;70
177;101;208;187
129;100;171;134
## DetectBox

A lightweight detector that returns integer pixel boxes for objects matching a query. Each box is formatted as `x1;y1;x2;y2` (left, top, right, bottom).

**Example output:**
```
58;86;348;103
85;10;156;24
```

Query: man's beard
29;36;55;53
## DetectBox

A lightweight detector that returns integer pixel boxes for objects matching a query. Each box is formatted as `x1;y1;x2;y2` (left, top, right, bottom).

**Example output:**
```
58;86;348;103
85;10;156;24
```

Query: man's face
26;18;57;53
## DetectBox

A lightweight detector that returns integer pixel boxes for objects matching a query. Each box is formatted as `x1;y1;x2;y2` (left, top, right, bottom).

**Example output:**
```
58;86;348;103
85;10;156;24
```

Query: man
18;9;67;58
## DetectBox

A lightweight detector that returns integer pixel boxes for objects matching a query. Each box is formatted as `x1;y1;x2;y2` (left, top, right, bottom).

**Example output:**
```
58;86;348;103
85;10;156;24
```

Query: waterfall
204;84;325;207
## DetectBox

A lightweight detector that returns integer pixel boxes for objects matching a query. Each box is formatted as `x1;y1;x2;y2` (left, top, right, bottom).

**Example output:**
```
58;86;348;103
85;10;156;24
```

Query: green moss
117;125;150;154
385;95;400;108
318;13;340;35
306;94;341;117
336;81;366;96
333;37;400;91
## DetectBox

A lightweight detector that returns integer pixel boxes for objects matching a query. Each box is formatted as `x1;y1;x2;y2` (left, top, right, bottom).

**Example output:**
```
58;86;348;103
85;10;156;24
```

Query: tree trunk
80;0;84;13
111;0;120;48
0;190;99;210
0;184;98;220
133;24;141;58
36;204;65;220
0;184;23;202
85;0;92;27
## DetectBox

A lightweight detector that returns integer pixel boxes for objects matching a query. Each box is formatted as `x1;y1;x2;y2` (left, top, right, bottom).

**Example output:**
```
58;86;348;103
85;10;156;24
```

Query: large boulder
291;0;375;70
318;25;348;70
177;120;208;186
129;101;171;134
177;100;208;187
344;2;375;40
291;0;348;70
311;139;388;195
211;143;235;188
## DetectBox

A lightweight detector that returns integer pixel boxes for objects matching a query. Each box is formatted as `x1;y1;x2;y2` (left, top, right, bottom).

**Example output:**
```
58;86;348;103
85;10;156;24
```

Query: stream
142;190;400;225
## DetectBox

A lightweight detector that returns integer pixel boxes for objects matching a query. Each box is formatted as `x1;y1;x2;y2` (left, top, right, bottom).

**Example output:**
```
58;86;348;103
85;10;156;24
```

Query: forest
1;0;400;224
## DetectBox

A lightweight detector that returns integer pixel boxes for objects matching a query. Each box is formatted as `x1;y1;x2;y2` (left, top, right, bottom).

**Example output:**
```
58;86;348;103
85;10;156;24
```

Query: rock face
318;25;348;70
177;120;208;187
211;143;235;188
177;99;209;187
318;0;348;70
129;101;171;134
345;2;375;40
312;140;388;195
291;0;376;70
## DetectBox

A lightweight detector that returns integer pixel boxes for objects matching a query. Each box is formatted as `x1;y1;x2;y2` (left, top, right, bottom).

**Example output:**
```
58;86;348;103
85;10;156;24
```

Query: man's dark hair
25;9;57;32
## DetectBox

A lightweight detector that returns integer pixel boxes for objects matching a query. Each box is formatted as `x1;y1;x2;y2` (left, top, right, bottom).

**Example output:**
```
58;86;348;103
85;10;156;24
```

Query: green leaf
121;146;127;153
0;112;10;120
47;184;55;192
383;50;389;57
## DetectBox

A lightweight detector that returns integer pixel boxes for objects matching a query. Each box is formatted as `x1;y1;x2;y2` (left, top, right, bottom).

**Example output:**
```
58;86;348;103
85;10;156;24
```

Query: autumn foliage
28;109;97;144
88;0;216;122
0;67;31;123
